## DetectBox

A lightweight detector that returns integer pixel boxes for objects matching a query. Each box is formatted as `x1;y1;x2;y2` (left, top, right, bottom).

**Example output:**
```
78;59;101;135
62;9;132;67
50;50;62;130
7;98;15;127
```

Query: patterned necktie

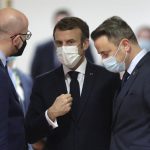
68;71;80;119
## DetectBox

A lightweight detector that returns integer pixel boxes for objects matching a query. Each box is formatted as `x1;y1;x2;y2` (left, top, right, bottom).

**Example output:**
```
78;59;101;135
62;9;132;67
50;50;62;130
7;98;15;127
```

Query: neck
126;45;141;69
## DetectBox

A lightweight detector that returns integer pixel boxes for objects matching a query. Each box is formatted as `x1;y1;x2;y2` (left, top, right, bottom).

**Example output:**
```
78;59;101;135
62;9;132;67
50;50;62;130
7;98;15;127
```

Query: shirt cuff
45;110;58;129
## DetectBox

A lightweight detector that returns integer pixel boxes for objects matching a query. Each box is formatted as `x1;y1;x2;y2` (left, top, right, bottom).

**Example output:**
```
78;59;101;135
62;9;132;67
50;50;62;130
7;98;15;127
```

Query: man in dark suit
0;8;31;150
31;9;95;79
25;17;120;150
91;16;150;150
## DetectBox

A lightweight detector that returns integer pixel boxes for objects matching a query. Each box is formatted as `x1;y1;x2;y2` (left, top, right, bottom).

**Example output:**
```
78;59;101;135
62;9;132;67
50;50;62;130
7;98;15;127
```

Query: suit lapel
6;68;20;102
112;69;138;126
54;66;67;95
112;52;150;127
77;62;96;121
0;59;19;102
54;66;73;122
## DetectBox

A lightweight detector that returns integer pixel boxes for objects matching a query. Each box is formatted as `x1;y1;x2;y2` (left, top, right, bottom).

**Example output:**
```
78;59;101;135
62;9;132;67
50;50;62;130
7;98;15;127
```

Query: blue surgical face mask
102;44;127;73
138;39;150;51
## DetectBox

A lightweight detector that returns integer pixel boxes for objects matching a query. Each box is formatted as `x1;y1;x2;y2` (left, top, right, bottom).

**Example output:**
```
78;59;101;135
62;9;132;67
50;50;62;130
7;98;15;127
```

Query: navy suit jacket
110;52;150;150
0;62;25;150
25;61;120;150
31;40;95;79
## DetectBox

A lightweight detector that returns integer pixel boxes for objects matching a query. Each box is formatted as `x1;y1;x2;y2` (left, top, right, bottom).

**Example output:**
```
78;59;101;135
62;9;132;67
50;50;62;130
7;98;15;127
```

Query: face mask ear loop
113;42;122;57
123;52;127;62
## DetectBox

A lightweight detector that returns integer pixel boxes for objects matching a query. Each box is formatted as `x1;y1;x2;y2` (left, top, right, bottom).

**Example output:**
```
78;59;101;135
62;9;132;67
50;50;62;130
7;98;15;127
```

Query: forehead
94;35;116;52
54;28;82;41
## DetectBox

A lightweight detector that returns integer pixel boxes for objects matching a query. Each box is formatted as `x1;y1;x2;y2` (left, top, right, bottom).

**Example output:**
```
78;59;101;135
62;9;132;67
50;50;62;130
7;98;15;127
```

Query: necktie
68;71;80;119
121;70;130;88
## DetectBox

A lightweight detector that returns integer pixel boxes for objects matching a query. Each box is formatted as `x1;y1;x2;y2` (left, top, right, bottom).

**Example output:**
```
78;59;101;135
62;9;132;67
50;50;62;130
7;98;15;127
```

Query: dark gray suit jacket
110;52;150;150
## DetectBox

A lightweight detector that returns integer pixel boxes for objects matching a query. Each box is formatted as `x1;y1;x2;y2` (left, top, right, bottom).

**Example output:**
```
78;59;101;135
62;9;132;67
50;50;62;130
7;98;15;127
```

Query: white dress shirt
127;49;147;74
45;58;87;128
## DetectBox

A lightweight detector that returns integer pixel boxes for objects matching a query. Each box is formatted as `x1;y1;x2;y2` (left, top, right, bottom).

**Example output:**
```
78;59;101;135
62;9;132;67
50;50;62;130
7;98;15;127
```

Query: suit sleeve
0;71;9;149
25;79;53;144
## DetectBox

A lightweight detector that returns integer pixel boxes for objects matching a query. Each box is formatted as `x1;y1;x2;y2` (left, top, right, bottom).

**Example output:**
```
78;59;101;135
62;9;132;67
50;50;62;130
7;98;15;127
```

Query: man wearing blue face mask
136;26;150;51
91;16;150;150
25;17;120;150
101;42;127;73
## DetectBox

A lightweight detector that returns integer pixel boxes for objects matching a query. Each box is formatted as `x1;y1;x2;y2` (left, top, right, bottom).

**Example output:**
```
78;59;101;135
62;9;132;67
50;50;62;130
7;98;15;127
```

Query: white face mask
56;45;82;68
102;45;127;73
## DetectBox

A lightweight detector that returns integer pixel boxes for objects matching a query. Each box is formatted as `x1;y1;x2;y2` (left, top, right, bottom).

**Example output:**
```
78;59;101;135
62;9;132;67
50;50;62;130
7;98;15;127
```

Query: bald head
0;8;28;37
0;8;30;57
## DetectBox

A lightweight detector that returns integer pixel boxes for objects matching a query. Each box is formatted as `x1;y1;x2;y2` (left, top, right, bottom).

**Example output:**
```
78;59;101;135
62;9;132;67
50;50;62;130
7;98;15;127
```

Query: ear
83;39;90;50
121;38;131;53
12;35;21;47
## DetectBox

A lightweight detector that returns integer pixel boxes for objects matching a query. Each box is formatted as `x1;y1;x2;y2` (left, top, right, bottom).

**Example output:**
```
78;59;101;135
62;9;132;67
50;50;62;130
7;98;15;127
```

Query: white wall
12;0;150;75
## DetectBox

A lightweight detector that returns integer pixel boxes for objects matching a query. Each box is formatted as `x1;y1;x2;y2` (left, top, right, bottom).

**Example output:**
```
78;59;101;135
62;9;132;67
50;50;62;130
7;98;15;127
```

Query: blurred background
0;0;150;75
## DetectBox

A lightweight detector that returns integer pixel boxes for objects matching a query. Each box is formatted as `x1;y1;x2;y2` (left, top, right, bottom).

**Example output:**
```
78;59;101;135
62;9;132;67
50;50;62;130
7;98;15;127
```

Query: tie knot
68;71;79;80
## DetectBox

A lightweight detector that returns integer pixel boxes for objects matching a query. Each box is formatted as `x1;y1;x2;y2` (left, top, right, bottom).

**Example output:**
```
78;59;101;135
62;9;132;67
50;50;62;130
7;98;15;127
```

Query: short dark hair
91;16;138;46
53;17;89;41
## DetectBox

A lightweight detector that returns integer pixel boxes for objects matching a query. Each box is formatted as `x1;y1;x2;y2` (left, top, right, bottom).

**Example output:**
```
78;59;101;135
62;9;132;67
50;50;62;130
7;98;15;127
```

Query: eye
67;40;76;46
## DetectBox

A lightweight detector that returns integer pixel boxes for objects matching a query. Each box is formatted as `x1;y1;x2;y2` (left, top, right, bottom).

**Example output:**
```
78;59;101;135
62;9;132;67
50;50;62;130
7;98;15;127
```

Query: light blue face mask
138;39;150;51
102;44;127;73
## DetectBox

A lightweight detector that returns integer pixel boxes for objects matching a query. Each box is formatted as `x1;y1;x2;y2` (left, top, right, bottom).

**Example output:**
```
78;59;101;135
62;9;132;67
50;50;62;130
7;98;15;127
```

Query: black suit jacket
110;52;150;150
25;61;120;150
31;40;95;79
0;62;25;150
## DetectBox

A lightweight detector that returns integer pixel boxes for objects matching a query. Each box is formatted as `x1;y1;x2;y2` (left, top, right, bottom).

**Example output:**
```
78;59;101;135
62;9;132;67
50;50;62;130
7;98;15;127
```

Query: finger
65;93;71;98
67;101;72;107
66;105;71;112
66;97;73;103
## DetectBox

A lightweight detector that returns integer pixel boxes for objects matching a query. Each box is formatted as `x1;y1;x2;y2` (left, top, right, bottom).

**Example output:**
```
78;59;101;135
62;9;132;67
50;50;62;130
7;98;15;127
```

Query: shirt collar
0;50;7;66
63;57;87;76
128;49;148;74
